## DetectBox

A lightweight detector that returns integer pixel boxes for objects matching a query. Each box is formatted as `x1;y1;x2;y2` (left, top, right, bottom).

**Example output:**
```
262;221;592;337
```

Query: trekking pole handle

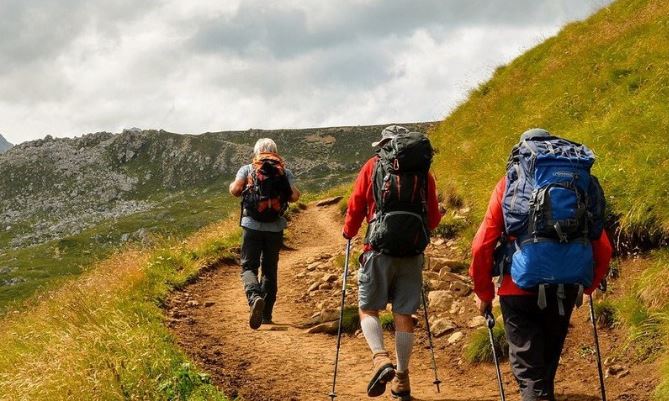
484;309;496;329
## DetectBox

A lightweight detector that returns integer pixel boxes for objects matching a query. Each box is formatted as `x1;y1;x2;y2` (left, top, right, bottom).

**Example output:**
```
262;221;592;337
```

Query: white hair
253;138;278;155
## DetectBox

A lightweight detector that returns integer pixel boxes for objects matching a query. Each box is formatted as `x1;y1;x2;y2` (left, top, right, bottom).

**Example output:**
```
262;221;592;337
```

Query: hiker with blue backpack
339;125;443;400
229;138;301;330
470;129;613;401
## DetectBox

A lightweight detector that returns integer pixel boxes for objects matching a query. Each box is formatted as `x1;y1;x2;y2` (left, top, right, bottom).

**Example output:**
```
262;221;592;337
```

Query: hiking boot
261;317;274;325
367;351;395;397
390;370;411;401
249;297;265;330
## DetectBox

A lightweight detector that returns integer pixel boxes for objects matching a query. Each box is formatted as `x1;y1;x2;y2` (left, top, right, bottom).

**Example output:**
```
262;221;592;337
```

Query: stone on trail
323;273;338;283
306;262;321;271
427;279;450;291
428;290;453;310
308;282;321;292
203;301;215;307
468;315;486;328
306;321;338;335
450;281;472;297
431;318;457;338
315;196;343;207
448;331;464;344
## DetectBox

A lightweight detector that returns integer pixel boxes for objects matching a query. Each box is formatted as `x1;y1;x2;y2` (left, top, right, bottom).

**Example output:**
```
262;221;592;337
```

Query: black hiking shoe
367;352;395;397
261;317;274;325
249;297;265;330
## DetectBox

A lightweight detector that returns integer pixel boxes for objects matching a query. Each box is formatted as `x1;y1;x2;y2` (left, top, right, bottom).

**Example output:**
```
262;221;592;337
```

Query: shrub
463;325;508;364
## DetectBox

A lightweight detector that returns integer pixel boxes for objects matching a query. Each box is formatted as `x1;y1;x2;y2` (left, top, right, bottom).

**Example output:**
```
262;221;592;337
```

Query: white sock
395;331;415;373
360;316;385;354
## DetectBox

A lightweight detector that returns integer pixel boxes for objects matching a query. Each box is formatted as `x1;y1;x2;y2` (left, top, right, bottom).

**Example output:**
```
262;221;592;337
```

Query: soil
166;202;658;401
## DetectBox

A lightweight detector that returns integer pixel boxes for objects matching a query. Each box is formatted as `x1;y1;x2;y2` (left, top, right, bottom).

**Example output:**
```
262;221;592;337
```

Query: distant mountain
0;123;436;248
0;135;12;153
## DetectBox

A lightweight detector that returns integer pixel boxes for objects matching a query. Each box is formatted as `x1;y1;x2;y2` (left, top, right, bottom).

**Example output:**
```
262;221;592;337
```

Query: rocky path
167;202;655;401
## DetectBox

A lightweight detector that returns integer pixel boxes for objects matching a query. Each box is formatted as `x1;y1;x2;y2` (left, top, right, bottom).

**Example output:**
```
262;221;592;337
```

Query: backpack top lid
509;129;595;170
377;132;433;173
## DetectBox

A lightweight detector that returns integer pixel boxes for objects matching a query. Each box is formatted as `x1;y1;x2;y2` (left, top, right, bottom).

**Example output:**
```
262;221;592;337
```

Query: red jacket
470;177;613;302
343;157;443;248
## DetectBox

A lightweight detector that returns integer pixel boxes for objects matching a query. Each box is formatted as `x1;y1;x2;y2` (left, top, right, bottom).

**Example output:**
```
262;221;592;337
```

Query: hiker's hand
476;298;491;316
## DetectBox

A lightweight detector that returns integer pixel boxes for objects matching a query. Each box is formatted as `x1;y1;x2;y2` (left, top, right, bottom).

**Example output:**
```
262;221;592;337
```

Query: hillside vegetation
431;0;669;248
0;216;240;401
429;0;669;397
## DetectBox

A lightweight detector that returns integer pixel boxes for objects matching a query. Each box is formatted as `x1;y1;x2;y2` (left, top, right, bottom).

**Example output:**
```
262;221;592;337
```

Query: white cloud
0;0;612;144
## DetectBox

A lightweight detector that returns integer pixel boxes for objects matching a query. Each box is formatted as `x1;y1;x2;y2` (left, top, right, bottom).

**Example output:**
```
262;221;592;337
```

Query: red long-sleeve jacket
343;157;443;249
470;177;613;302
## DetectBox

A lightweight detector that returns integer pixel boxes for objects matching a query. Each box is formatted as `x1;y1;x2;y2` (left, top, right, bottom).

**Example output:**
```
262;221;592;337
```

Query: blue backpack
501;135;606;295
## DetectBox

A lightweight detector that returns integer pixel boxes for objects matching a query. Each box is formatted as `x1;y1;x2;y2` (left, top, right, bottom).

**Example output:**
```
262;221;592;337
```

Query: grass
612;250;669;399
0;217;241;400
463;324;508;364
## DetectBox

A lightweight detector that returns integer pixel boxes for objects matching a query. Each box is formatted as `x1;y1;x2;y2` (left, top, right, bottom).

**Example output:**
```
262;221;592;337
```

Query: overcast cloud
0;0;612;144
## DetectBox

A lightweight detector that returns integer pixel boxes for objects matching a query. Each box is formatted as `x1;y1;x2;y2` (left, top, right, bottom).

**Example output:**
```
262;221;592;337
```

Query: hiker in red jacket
470;129;613;401
343;125;443;400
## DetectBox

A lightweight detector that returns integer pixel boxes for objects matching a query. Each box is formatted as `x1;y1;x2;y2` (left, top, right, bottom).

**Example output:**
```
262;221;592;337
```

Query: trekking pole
420;286;442;393
485;309;506;401
589;281;607;401
329;238;352;401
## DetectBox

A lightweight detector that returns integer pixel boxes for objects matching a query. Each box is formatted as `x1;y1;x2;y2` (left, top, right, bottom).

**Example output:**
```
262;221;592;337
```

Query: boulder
306;321;338;334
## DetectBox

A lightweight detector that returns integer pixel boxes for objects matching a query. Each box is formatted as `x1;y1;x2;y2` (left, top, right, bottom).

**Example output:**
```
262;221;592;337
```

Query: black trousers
240;228;283;320
500;286;579;401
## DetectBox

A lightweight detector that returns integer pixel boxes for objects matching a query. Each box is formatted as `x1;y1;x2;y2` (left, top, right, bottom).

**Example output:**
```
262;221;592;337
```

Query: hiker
470;128;613;401
342;125;443;400
229;138;300;329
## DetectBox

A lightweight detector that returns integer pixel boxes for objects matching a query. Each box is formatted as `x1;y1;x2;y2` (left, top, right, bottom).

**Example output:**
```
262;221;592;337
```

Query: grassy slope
0;216;241;401
428;0;669;397
431;0;669;242
0;189;237;313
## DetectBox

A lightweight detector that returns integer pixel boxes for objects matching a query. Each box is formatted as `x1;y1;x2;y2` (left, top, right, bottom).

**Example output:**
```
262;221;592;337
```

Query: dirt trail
168;202;655;401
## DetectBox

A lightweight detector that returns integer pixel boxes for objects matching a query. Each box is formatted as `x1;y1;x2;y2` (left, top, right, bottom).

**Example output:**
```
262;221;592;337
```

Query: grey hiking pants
240;228;283;321
500;285;579;401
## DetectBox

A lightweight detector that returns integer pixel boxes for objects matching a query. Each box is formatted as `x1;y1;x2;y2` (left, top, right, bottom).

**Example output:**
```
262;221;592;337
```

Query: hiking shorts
357;250;424;315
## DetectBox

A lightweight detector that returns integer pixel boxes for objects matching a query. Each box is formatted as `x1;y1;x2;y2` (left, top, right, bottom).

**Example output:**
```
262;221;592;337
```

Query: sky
0;0;612;144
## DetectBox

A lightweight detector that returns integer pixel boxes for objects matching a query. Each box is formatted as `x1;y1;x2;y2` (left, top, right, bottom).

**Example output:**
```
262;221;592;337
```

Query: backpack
242;152;292;223
366;132;433;256
501;135;606;293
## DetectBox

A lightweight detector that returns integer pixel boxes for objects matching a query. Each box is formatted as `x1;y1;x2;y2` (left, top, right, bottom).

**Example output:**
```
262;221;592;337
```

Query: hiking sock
361;316;385;354
394;331;414;373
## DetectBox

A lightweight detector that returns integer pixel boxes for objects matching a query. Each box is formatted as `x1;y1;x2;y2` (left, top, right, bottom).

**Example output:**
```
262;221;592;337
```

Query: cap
372;125;409;147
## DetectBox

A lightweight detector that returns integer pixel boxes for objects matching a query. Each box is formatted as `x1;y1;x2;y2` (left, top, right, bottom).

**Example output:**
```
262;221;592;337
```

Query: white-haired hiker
229;138;300;329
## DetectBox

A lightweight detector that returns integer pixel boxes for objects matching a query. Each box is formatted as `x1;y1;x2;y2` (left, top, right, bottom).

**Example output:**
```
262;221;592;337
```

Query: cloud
0;0;612;143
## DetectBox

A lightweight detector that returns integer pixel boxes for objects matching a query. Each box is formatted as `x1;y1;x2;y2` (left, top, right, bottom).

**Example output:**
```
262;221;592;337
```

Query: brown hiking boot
367;351;395;397
391;370;411;401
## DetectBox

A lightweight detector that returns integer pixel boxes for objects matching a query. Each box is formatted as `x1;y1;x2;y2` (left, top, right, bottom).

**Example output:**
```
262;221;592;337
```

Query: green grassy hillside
431;0;669;247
